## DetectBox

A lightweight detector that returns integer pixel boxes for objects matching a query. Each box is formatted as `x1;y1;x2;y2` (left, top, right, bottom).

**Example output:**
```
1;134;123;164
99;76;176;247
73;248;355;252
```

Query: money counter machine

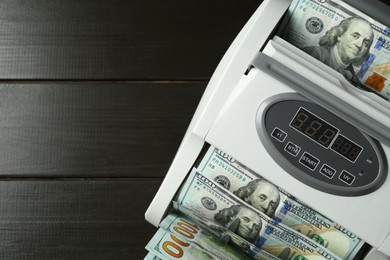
145;0;390;259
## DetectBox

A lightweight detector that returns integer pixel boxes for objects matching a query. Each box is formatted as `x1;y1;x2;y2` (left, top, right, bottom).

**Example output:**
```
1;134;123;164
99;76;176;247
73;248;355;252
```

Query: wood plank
0;83;204;177
0;0;259;80
0;179;161;259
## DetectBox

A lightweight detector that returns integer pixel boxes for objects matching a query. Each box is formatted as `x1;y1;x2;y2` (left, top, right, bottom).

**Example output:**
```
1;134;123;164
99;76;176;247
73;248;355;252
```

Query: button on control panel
299;152;320;171
320;164;336;179
339;170;356;186
271;127;287;142
285;142;300;157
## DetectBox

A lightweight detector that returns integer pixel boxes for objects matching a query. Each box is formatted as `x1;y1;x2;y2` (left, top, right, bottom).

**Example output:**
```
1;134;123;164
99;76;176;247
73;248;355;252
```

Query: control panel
256;94;387;196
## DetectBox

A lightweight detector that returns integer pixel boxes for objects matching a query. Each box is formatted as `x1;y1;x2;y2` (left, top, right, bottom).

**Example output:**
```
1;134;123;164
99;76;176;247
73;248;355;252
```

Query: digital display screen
290;107;338;148
331;134;362;162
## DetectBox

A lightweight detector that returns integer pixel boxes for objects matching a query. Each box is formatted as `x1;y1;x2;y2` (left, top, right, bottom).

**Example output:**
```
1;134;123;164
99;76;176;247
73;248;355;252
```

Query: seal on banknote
214;175;231;189
305;17;324;34
201;197;217;211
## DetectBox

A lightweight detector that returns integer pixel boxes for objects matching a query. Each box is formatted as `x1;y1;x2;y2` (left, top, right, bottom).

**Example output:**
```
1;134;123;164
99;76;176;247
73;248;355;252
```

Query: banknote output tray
145;0;390;259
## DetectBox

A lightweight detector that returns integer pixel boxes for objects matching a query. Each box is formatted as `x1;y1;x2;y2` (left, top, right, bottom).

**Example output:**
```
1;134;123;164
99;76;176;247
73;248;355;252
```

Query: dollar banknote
278;0;390;100
159;211;271;260
171;203;281;260
274;196;366;259
145;227;221;260
175;168;341;260
197;146;365;259
145;214;280;260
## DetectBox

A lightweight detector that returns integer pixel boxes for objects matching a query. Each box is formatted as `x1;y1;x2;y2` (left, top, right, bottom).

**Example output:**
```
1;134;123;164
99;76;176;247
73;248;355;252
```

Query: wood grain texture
0;82;204;177
0;0;263;259
0;179;162;260
0;0;259;80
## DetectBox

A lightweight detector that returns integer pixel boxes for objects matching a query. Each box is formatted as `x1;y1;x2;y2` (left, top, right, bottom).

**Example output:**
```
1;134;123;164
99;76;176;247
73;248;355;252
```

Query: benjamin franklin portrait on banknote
302;17;374;86
214;205;262;244
233;179;280;218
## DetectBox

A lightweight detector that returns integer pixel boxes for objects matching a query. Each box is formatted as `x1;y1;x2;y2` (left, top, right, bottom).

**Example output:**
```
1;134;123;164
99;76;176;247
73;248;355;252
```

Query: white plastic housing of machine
145;0;390;259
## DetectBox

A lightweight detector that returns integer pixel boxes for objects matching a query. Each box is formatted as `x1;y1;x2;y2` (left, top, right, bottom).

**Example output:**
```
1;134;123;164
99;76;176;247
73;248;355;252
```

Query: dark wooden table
0;1;259;259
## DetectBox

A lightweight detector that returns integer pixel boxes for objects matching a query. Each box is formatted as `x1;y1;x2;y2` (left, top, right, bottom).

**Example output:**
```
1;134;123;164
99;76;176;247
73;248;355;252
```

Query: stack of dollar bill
145;145;367;259
145;207;280;260
278;0;390;101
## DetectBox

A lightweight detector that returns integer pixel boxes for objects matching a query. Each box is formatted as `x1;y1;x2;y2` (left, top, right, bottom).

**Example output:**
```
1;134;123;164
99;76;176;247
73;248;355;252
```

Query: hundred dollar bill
197;146;365;259
278;0;390;100
176;168;341;260
145;227;220;260
159;211;259;260
171;203;281;260
274;198;364;260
